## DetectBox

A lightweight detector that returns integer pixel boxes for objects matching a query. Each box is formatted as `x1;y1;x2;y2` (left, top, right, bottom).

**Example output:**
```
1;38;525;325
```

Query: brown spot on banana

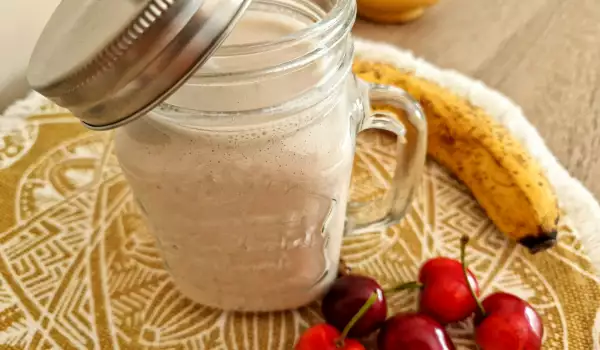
519;229;558;254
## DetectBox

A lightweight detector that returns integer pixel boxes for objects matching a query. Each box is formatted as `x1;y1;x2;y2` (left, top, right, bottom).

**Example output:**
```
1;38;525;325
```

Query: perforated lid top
28;0;252;130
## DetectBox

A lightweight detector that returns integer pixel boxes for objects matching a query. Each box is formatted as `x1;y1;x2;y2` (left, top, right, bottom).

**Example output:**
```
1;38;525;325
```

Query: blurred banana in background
357;0;439;24
354;61;560;253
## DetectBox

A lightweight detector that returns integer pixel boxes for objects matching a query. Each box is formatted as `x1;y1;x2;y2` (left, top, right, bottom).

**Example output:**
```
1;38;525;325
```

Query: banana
357;0;439;24
353;60;559;253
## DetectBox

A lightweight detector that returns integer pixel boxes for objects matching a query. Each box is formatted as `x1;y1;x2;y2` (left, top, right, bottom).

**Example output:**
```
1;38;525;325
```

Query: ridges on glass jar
28;0;427;312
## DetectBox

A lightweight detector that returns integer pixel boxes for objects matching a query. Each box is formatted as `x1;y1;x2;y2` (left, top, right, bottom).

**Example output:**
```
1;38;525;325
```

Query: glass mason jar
112;0;426;312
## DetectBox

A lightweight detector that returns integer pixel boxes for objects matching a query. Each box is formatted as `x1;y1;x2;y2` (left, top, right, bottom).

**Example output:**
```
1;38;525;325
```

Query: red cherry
475;292;544;350
294;324;364;350
296;291;380;350
321;275;387;337
377;313;456;350
418;257;481;324
455;237;544;350
391;238;481;324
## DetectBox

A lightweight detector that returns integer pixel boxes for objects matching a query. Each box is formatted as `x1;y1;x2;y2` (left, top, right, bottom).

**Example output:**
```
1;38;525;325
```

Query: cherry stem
386;281;423;293
335;291;379;347
460;235;486;317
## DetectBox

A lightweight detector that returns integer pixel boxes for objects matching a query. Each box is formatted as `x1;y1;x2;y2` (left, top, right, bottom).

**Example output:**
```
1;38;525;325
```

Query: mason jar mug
28;0;427;312
112;0;426;312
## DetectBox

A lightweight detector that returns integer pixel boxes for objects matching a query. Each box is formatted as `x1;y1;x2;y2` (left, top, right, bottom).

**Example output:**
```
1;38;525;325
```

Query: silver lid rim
30;0;179;97
28;0;253;130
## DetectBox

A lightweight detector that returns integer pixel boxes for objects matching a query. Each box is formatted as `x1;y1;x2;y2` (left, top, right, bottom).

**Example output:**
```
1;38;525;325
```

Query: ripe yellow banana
353;60;559;253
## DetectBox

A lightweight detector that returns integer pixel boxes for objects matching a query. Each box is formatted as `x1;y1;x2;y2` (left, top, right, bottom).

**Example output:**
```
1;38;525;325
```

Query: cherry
418;255;480;324
295;292;379;350
377;312;456;350
474;292;544;350
392;238;480;324
294;324;364;350
458;237;544;350
321;275;387;337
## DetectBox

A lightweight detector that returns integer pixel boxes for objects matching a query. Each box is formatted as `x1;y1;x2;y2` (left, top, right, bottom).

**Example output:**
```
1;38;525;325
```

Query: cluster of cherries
295;236;544;350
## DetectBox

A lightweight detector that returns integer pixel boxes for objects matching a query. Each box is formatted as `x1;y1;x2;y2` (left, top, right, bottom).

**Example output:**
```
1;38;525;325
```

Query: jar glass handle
347;80;428;232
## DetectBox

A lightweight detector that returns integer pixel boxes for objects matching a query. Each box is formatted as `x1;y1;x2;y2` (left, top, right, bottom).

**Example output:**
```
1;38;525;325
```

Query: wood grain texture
353;0;600;200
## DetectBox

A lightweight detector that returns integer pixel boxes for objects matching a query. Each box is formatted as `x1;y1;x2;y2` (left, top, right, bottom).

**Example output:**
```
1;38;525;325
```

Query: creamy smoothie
114;9;356;311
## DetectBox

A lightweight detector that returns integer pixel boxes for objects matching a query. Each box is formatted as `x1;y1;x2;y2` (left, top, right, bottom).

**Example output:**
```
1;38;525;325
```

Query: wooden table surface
353;0;600;199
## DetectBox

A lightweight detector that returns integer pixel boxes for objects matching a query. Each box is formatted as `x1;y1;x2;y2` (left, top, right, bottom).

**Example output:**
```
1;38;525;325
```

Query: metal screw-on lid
27;0;251;130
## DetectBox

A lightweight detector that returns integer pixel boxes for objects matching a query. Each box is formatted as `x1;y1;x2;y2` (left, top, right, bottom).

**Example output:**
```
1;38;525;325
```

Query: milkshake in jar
28;0;427;311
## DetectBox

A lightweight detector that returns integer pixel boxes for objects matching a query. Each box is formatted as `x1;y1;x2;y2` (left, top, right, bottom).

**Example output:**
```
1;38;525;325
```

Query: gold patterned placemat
0;63;599;349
